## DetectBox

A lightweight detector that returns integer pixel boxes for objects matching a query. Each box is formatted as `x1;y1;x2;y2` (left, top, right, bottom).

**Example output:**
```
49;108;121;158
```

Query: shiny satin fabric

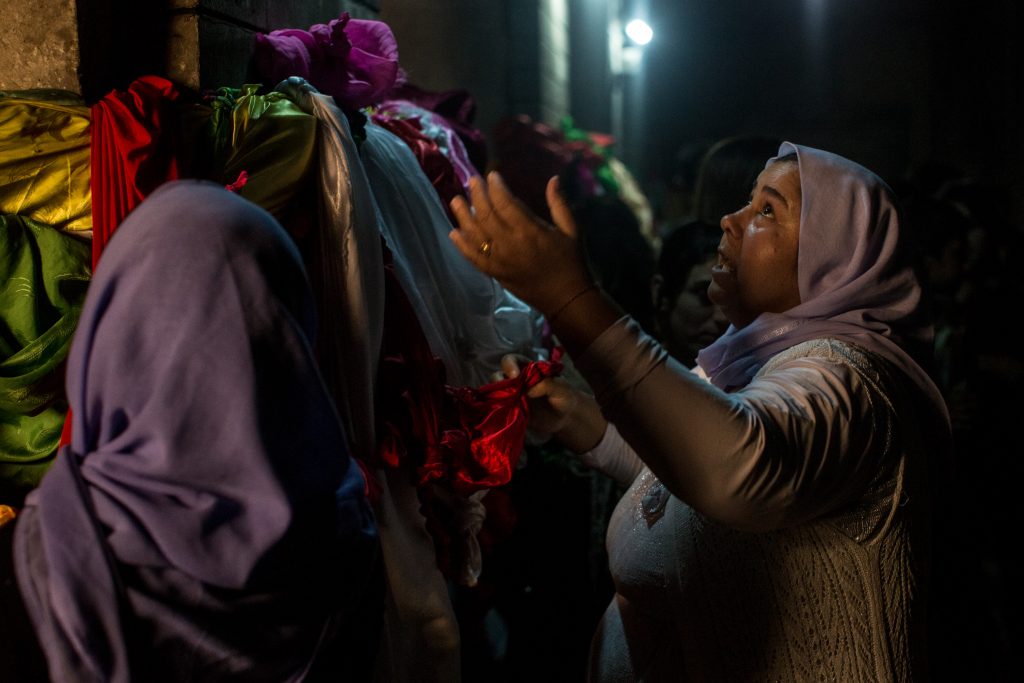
359;121;546;389
181;85;317;223
0;91;92;233
89;75;181;267
0;215;90;493
275;77;384;464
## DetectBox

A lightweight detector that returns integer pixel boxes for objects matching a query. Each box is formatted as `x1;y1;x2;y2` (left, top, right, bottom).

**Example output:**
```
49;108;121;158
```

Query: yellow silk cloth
0;90;92;232
180;85;316;221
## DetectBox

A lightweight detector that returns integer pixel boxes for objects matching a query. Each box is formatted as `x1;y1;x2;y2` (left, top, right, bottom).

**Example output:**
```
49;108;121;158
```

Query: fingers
466;175;497;227
545;175;578;239
450;179;501;271
486;172;537;230
499;354;524;379
448;196;490;271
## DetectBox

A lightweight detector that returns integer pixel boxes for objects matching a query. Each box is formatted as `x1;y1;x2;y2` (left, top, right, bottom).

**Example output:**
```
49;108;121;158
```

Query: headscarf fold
697;142;947;420
15;181;378;682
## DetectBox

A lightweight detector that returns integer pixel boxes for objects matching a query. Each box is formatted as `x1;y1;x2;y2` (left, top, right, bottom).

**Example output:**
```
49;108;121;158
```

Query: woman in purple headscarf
449;143;949;680
12;181;381;682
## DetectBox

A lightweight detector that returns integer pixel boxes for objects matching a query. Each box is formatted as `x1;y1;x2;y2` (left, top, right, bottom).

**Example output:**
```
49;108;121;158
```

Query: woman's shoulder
758;337;887;382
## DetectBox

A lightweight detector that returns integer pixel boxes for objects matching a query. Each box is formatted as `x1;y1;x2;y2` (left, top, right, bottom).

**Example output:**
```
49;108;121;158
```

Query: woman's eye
759;204;774;217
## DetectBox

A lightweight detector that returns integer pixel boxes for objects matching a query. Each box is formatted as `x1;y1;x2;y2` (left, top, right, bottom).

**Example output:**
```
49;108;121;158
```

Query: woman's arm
450;174;890;532
576;321;892;531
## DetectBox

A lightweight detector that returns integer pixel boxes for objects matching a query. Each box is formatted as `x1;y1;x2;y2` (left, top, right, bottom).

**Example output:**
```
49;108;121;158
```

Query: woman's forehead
756;160;801;198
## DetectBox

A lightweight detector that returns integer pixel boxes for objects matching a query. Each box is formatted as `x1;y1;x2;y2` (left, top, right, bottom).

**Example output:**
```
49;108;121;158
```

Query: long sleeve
578;424;645;487
574;318;895;532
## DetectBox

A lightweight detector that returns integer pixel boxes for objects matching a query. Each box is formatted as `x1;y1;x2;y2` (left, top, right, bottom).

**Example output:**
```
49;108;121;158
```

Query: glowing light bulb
625;19;653;46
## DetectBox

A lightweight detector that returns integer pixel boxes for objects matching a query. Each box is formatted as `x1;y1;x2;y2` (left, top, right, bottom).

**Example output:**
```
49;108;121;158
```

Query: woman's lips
711;260;734;285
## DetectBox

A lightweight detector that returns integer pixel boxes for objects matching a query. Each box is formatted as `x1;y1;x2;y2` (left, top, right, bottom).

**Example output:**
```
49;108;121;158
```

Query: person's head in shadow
572;194;657;335
14;180;380;682
693;135;783;227
653;220;729;367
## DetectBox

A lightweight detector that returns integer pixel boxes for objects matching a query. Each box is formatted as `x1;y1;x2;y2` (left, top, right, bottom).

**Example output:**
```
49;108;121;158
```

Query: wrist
556;393;607;453
544;281;600;325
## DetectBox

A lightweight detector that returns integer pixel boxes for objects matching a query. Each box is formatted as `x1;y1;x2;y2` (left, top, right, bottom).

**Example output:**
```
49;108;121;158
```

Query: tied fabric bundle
376;259;562;498
254;12;404;110
435;356;563;496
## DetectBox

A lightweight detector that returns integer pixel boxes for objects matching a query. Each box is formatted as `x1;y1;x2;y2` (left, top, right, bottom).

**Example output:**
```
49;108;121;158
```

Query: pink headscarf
697;142;947;420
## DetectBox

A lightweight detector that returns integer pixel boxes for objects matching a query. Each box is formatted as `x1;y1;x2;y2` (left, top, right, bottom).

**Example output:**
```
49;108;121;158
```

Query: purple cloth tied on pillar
255;12;404;110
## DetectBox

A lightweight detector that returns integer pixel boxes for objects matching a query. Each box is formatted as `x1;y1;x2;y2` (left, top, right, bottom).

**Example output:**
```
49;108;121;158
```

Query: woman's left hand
449;173;593;316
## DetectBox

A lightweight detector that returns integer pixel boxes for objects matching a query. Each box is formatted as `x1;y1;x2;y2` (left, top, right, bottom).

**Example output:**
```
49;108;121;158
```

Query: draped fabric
89;75;180;268
438;359;563;496
369;113;465;212
696;142;948;421
0;91;92;233
383;83;488;177
14;181;379;682
254;12;403;111
0;216;90;493
359;122;545;389
185;85;317;222
275;77;384;463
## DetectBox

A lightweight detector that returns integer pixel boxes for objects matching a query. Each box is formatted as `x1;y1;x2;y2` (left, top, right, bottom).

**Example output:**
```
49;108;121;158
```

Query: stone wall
0;0;379;98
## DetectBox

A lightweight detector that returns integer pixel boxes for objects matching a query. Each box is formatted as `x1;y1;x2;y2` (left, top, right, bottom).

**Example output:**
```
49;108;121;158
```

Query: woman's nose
720;209;743;237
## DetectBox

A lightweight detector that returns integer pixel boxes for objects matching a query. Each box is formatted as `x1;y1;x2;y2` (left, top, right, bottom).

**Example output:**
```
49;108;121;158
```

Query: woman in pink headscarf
449;143;949;681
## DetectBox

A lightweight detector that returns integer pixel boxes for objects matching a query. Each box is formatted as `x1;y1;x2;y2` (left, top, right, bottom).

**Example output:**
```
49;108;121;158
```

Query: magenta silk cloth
697;142;947;421
254;12;402;110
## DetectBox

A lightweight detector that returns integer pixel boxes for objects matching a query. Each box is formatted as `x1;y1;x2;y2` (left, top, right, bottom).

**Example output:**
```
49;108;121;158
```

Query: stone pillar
0;0;81;92
0;0;379;98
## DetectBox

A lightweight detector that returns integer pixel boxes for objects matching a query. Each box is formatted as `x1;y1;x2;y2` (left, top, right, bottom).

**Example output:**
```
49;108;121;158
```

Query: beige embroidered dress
577;321;934;682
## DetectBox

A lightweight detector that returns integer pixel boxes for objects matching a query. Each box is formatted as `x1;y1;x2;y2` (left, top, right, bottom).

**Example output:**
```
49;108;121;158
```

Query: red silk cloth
60;77;182;450
375;256;561;499
434;359;562;496
90;75;181;268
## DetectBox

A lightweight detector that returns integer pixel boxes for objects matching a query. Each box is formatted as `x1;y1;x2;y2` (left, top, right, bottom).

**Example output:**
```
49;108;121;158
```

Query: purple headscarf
14;181;378;682
696;142;947;419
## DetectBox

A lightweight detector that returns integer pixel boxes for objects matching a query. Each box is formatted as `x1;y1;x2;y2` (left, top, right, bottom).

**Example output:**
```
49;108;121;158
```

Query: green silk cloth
180;85;316;221
0;90;92;233
1;215;91;492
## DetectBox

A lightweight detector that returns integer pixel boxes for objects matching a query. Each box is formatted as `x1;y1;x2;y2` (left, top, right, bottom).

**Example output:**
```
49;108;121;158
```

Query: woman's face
709;160;802;328
666;253;729;362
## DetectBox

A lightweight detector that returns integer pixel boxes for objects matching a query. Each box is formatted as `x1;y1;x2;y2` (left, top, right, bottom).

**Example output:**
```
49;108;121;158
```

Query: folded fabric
275;77;384;462
0;90;91;233
90;75;180;267
254;12;403;110
0;215;90;493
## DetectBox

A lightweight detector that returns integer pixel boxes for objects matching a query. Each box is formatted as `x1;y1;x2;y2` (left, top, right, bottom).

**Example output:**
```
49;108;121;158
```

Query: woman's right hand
497;355;608;453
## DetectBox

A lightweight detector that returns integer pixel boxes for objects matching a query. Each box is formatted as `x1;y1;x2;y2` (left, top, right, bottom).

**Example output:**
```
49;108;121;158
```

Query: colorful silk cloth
371;105;468;210
180;84;317;223
376;255;562;497
0;90;91;233
0;215;90;496
254;12;403;110
359;121;546;389
90;75;180;267
275;77;384;463
384;83;488;177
